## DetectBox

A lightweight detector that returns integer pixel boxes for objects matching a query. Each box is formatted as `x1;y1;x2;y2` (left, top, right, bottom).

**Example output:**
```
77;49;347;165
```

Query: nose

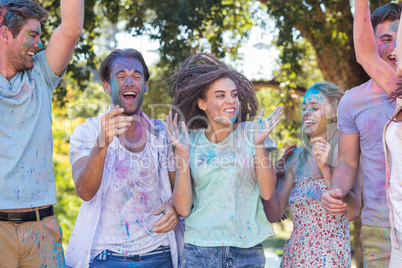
125;76;135;86
391;48;397;58
35;39;43;49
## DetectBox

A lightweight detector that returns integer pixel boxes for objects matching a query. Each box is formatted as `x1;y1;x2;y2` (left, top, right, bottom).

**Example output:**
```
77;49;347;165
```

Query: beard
6;48;33;72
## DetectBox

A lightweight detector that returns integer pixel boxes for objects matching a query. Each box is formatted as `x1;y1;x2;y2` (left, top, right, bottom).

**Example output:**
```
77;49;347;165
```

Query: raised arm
253;106;283;200
166;112;193;217
46;0;84;76
354;0;397;95
397;19;402;78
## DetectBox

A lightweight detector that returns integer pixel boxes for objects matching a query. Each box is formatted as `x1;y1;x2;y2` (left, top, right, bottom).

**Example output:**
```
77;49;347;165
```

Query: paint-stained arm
322;132;360;213
396;19;402;78
72;107;133;201
166;112;193;217
255;147;277;200
46;0;84;76
261;149;297;223
354;0;397;95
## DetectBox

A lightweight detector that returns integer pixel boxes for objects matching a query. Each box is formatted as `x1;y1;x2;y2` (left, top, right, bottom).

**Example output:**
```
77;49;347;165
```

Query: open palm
253;106;283;146
166;111;191;154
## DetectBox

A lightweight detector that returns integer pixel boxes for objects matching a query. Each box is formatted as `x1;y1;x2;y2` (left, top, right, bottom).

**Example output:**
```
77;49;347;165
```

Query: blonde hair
297;82;344;173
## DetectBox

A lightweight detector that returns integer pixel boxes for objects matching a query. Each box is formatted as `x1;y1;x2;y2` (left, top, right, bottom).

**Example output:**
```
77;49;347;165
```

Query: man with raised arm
0;0;83;266
66;49;180;268
322;2;402;267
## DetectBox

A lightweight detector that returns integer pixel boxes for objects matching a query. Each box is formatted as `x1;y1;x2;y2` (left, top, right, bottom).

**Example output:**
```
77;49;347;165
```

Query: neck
0;59;18;81
119;110;147;149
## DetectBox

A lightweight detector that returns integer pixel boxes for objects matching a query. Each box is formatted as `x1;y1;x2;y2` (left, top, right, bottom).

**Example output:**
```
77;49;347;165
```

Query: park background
37;0;394;267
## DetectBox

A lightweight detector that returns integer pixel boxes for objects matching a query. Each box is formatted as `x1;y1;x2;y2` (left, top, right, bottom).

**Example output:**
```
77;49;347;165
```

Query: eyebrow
214;89;237;94
379;34;393;39
28;30;41;35
115;70;143;75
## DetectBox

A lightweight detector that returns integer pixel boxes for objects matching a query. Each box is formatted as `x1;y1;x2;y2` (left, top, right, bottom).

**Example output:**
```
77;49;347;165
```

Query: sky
115;24;280;81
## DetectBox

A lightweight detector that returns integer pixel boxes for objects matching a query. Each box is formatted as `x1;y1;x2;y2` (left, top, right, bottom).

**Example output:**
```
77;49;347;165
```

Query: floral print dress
281;175;351;267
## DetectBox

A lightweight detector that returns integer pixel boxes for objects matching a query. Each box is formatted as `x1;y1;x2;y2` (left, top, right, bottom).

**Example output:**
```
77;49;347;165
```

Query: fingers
153;205;179;233
283;144;297;159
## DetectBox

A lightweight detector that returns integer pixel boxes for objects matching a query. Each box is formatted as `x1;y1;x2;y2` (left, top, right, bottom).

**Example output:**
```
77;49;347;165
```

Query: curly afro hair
170;53;258;130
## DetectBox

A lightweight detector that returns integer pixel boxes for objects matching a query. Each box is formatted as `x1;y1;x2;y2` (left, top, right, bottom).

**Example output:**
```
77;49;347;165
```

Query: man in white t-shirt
65;49;181;268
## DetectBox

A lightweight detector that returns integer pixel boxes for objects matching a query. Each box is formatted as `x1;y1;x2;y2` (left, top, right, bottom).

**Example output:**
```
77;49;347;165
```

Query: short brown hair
0;0;47;37
371;3;402;32
99;48;150;83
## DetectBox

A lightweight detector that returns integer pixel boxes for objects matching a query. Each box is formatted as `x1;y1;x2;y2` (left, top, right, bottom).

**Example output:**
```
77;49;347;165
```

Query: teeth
123;92;137;97
305;120;316;124
27;52;35;56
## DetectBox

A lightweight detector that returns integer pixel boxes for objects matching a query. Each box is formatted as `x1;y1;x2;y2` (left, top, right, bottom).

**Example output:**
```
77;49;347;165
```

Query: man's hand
275;144;296;178
321;188;347;216
98;105;133;148
153;203;179;233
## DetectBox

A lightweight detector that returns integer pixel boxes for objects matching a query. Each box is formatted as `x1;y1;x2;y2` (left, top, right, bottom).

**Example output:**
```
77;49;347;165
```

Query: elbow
174;206;191;217
75;184;96;202
172;198;192;217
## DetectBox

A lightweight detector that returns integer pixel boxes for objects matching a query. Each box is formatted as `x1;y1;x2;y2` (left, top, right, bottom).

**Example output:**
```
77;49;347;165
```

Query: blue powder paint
125;221;130;236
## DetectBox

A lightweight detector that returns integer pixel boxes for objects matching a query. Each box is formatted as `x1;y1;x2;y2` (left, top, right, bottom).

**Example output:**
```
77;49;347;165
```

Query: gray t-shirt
0;51;64;209
338;79;395;227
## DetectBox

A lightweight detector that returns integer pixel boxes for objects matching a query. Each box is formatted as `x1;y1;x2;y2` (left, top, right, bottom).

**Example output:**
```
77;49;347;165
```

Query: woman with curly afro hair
166;53;283;267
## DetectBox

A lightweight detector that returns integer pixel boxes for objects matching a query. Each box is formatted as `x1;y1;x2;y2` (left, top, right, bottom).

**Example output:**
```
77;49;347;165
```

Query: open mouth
122;91;138;101
304;119;316;126
27;51;35;57
389;55;397;64
223;108;236;114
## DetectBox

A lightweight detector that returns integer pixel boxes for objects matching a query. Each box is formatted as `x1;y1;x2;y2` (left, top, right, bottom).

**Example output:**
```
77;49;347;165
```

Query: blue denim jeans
89;247;173;268
181;243;265;268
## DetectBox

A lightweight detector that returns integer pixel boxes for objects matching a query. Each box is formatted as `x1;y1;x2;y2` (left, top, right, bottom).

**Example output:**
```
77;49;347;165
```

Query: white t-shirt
91;136;169;258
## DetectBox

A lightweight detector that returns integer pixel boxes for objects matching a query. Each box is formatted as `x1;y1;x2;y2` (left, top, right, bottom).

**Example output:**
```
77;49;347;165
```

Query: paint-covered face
375;20;399;71
6;19;43;72
105;57;148;115
198;77;239;128
302;89;332;138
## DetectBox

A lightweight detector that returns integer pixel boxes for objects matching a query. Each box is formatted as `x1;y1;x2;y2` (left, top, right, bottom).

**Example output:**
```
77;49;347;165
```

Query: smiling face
302;89;332;139
197;77;239;129
375;20;399;70
104;57;148;115
6;18;43;73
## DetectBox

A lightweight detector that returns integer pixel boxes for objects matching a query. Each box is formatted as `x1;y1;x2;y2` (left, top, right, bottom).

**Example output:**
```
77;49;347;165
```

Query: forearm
330;161;358;198
60;0;84;38
172;151;193;217
260;196;286;223
74;146;108;201
342;191;361;221
254;147;276;200
354;0;377;65
319;165;332;188
397;19;402;78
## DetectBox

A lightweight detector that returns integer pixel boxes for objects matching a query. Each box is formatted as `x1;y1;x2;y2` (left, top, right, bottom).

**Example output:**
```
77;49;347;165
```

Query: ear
144;81;148;92
103;81;111;94
0;26;10;44
198;98;206;111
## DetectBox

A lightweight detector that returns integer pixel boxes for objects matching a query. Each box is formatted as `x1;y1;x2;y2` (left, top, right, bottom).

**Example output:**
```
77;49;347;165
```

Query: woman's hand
253;106;283;146
311;137;331;170
166;111;191;154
